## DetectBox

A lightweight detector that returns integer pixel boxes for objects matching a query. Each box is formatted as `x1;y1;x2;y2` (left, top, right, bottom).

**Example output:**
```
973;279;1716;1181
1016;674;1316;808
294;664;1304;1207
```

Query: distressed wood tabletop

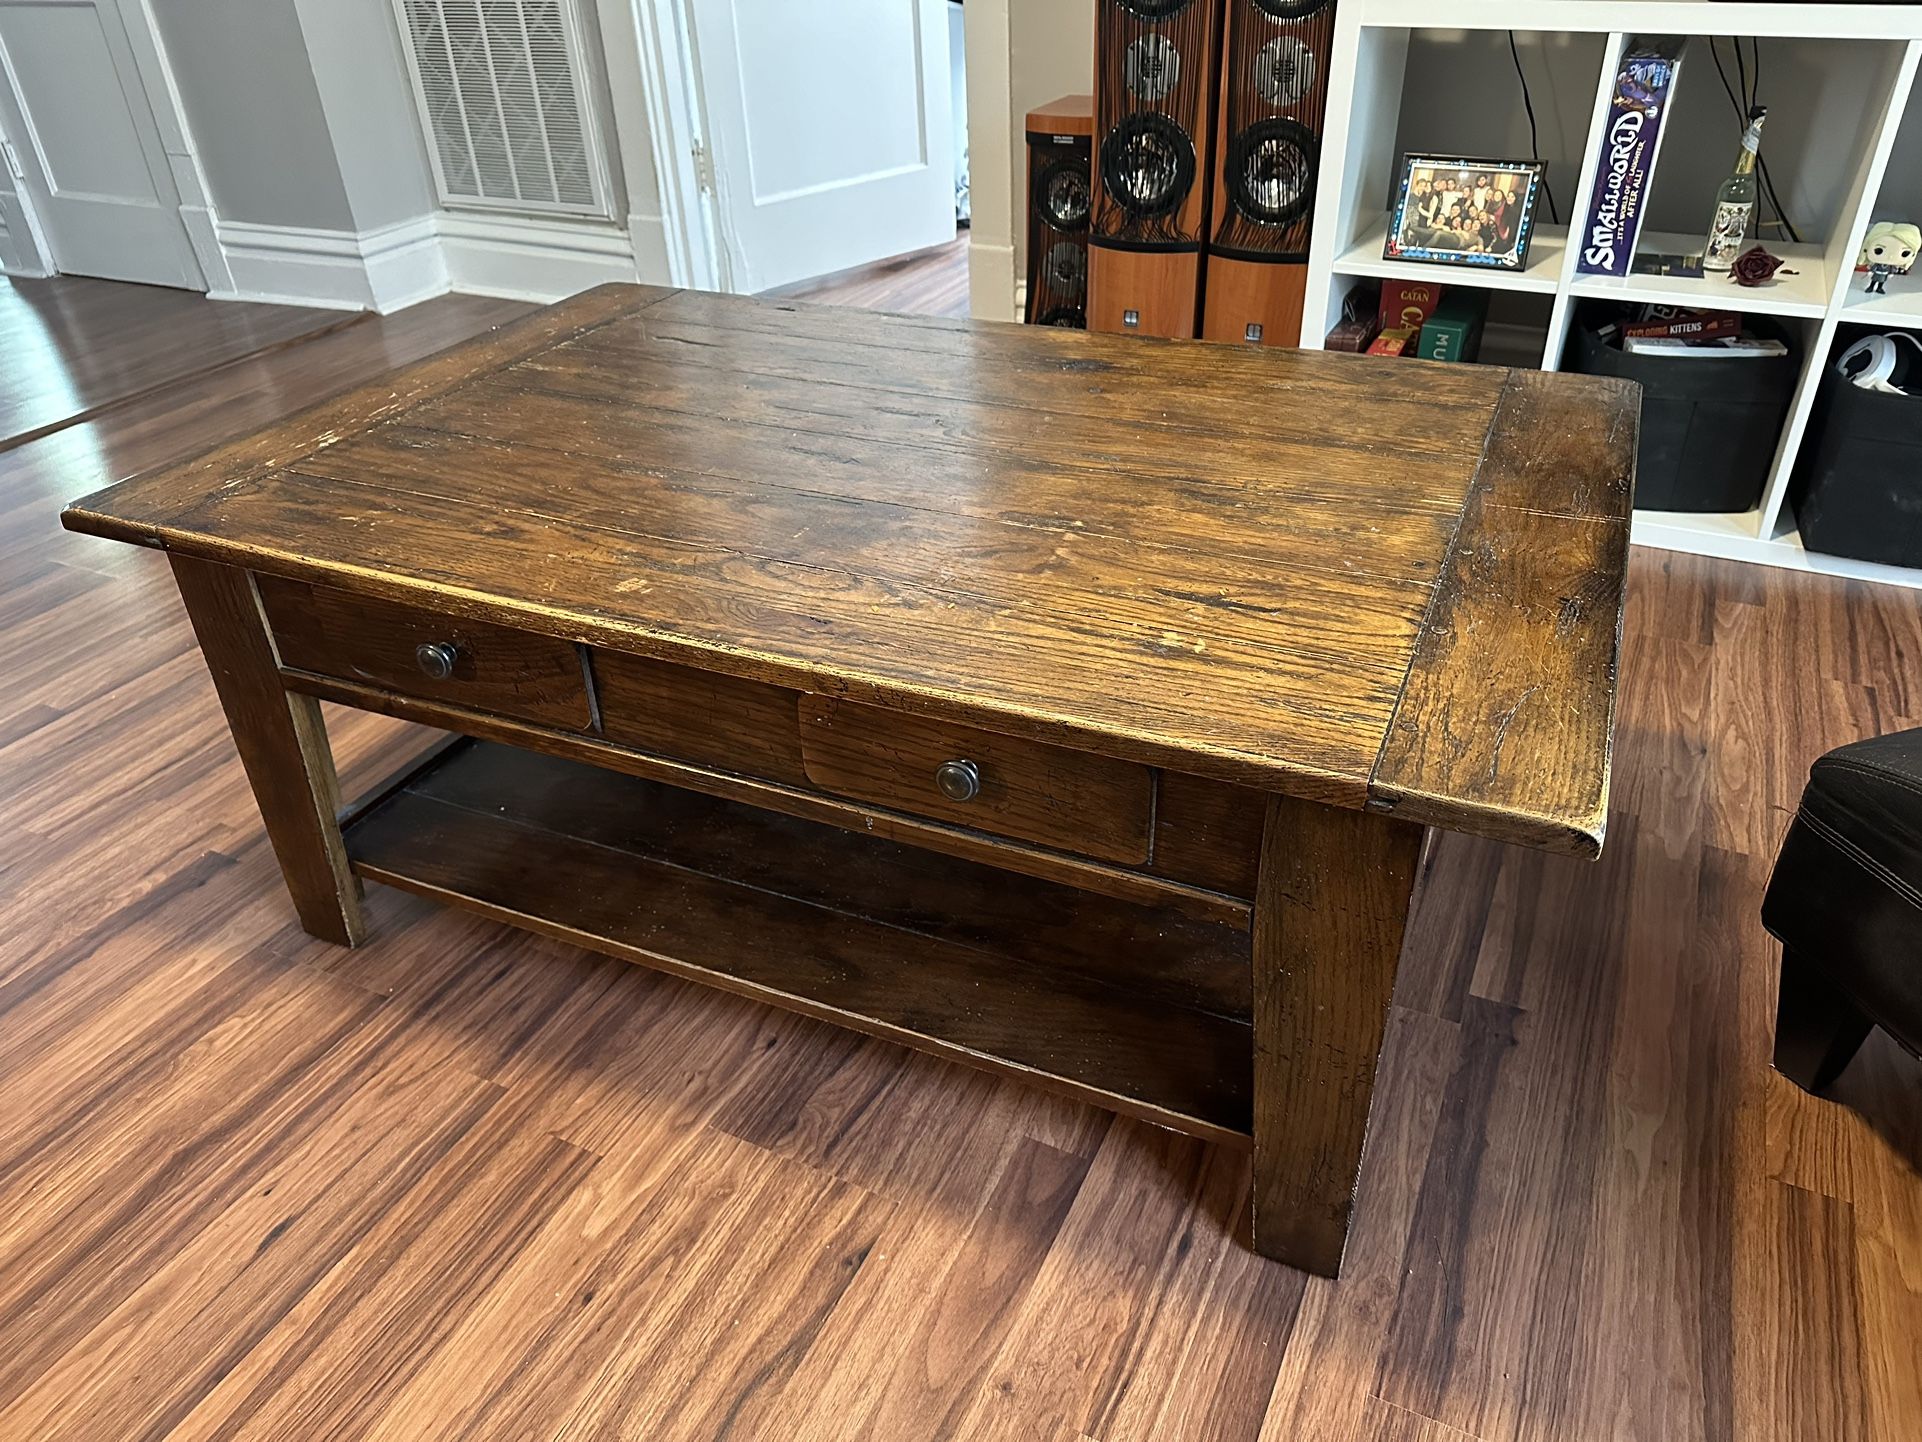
62;284;1637;854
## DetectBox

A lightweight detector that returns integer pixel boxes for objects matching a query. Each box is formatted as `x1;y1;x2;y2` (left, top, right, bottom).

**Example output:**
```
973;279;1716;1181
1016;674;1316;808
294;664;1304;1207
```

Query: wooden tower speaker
1088;0;1220;338
1201;0;1335;347
1024;95;1094;329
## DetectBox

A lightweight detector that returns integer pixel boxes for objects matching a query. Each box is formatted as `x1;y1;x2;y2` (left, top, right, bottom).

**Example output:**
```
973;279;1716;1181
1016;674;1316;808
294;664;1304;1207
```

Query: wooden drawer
1151;772;1266;899
258;576;593;731
593;649;808;785
798;696;1153;864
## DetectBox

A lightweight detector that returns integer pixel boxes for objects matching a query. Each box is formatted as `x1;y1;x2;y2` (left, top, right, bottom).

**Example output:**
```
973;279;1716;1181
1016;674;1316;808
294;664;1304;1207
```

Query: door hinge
691;140;715;194
1;140;22;182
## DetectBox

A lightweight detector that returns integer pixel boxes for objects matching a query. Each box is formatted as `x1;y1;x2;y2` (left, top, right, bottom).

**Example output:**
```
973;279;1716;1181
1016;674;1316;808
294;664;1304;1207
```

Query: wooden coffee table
63;285;1636;1276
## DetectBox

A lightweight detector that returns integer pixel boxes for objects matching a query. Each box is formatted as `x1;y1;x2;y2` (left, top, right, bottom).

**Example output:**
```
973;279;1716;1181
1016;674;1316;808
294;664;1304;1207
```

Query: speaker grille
1092;0;1214;247
1026;129;1090;329
1102;113;1196;219
1036;157;1091;231
1211;0;1335;260
396;0;610;216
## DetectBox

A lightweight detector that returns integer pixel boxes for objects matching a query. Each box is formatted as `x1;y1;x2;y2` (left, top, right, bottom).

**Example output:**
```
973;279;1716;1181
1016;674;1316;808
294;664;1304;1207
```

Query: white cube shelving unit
1301;3;1922;590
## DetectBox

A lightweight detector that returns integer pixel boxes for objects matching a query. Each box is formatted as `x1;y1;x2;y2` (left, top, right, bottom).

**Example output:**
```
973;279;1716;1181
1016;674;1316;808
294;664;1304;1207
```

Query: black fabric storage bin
1791;366;1922;568
1568;316;1797;512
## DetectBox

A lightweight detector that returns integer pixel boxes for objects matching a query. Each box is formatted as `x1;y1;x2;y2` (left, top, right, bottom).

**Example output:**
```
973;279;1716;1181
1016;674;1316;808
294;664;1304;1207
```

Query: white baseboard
209;216;449;313
178;203;232;294
438;212;639;303
365;218;450;312
968;238;1018;322
180;209;646;313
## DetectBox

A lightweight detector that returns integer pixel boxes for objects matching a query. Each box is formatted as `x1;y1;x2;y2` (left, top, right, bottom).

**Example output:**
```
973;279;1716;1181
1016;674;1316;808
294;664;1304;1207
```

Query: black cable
1708;37;1775;233
1709;35;1742;118
1707;37;1800;244
1508;30;1559;225
1747;37;1801;243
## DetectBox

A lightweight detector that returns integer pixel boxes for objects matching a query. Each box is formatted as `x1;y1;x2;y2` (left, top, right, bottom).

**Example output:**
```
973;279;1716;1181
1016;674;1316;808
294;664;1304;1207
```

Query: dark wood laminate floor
1;271;1916;1441
0;275;357;453
762;232;971;316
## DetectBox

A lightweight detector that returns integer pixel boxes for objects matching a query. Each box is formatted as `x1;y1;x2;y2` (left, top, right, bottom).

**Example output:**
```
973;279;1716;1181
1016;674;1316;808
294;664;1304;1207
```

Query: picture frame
1384;156;1545;272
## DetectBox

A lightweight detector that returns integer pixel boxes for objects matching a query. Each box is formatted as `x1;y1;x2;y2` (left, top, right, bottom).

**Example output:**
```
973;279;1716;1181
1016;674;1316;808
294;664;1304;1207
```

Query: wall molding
209;216;448;312
196;209;646;313
437;211;639;302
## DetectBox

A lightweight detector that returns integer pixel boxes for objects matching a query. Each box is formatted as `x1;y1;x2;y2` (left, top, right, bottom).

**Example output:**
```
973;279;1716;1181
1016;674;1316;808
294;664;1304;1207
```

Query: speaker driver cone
1227;116;1315;226
1036;305;1087;328
1034;158;1090;231
1252;0;1332;19
1124;34;1181;102
1100;113;1196;218
1116;0;1192;17
1044;241;1087;293
1253;35;1315;107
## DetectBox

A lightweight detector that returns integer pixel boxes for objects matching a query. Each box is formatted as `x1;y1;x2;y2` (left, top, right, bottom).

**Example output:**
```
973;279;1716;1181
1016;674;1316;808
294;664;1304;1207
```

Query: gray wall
1640;36;1887;244
293;0;437;232
154;0;354;230
1392;29;1608;237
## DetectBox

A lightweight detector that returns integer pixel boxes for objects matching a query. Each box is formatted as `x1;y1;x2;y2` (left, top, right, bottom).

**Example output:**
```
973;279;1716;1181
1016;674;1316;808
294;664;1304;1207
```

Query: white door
0;0;201;287
685;0;955;293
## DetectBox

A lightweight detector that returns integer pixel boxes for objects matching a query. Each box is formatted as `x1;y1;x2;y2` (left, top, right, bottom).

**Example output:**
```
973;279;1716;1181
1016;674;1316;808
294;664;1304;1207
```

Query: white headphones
1836;332;1922;393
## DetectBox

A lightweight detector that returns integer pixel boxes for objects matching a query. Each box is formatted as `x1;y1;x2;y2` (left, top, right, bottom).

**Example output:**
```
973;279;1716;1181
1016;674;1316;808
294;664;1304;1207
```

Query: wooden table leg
170;556;365;946
1251;793;1423;1276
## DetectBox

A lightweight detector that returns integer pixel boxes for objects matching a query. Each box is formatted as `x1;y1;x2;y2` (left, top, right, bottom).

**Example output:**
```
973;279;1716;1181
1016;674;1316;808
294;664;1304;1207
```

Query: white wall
1009;1;1092;287
964;0;1091;319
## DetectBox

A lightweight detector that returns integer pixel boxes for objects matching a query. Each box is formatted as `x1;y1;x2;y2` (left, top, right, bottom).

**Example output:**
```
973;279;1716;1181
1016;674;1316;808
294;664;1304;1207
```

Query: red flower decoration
1730;245;1794;287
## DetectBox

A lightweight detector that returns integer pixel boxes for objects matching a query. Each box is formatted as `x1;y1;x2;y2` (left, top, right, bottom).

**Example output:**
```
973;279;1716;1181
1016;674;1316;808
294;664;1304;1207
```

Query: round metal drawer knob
934;758;981;803
414;640;459;681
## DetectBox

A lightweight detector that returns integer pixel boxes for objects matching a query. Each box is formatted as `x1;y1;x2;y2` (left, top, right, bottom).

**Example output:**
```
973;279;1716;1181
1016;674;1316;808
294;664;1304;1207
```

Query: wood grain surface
5;272;1917;1441
60;284;1633;846
592;647;811;785
348;739;1252;1144
259;575;594;732
1250;796;1424;1276
1371;370;1638;856
279;667;1252;929
167;557;365;946
798;695;1155;864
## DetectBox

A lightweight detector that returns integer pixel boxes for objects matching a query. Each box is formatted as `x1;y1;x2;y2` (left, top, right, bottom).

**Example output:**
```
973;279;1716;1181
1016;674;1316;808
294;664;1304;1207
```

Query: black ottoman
1762;729;1922;1092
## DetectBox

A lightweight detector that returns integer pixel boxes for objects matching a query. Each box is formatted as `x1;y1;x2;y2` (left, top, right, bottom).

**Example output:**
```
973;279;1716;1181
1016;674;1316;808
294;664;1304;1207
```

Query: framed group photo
1384;156;1544;271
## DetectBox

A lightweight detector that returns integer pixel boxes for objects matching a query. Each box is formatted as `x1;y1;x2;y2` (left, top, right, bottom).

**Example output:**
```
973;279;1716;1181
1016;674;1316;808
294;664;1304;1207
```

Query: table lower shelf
344;739;1254;1145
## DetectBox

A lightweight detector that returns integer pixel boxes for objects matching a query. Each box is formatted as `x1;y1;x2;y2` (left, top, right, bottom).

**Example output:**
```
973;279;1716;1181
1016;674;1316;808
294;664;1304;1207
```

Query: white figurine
1860;220;1920;296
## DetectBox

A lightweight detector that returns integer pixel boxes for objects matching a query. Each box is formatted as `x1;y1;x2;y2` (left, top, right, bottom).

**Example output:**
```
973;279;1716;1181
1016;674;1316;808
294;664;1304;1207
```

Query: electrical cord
1746;37;1800;244
1508;30;1560;225
1708;36;1800;243
1707;38;1767;227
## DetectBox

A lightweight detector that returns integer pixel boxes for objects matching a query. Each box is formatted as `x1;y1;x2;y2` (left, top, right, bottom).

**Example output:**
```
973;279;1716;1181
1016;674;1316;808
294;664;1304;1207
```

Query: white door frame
0;0;228;289
598;0;721;291
0;98;54;274
960;0;1016;320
